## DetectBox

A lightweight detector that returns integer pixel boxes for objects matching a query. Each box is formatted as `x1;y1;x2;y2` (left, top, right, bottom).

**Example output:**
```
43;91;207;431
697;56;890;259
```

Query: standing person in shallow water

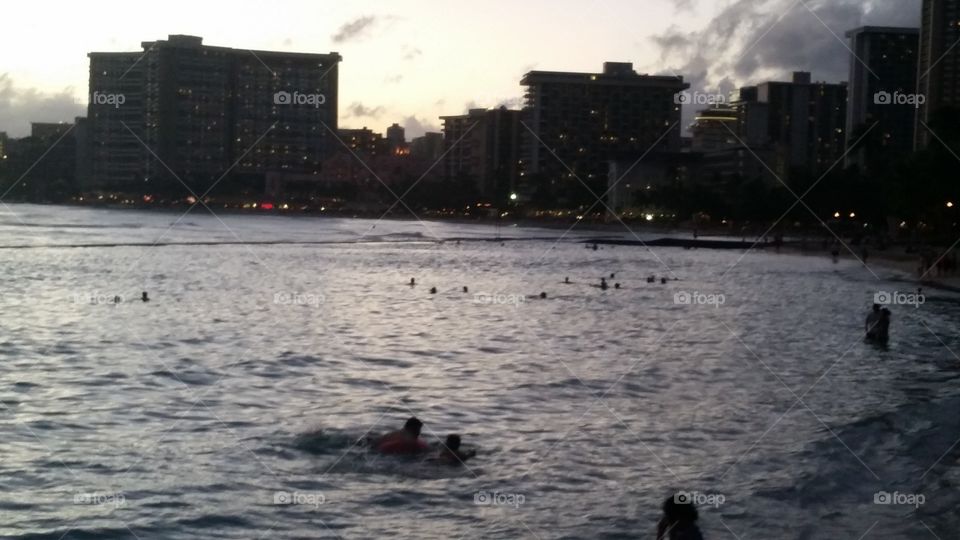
656;496;704;540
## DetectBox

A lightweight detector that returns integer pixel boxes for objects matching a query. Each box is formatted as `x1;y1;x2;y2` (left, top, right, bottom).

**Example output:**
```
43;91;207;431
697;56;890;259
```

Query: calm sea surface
1;204;958;539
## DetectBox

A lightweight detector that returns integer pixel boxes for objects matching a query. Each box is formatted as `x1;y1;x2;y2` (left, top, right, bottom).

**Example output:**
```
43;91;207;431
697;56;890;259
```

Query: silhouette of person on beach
656;496;704;540
375;417;429;455
435;434;476;466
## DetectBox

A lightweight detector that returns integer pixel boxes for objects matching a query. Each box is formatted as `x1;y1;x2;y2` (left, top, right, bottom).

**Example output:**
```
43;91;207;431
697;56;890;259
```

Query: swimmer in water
657;495;704;540
435;434;476;465
430;287;437;294
141;291;150;302
614;283;621;289
647;275;656;283
540;292;547;299
600;278;609;290
409;278;416;286
564;277;571;284
463;286;469;293
661;277;668;284
374;417;430;455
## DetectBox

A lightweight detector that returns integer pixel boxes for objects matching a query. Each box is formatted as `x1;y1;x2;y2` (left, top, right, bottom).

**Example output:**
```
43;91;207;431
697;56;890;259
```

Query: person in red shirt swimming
374;417;430;455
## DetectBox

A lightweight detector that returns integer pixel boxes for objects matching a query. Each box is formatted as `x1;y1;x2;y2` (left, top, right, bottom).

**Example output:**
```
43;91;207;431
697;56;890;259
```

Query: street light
833;212;841;218
948;201;955;208
509;193;518;201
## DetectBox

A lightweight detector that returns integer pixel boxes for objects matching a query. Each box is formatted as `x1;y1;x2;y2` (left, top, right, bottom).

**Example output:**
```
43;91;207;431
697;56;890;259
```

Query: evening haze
0;0;919;137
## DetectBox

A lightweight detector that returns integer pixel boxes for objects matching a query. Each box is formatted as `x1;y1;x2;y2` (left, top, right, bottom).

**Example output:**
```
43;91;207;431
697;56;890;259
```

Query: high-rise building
338;127;388;156
87;35;341;196
520;62;688;205
386;123;407;154
845;26;919;171
736;72;847;182
410;132;443;162
441;107;522;203
916;0;960;148
690;105;739;152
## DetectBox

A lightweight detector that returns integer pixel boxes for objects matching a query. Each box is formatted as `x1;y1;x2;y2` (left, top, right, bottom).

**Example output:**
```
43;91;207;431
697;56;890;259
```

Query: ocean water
0;204;958;539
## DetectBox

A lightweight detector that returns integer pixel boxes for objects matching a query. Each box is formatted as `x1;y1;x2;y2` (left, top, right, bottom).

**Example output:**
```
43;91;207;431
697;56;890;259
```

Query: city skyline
0;0;922;138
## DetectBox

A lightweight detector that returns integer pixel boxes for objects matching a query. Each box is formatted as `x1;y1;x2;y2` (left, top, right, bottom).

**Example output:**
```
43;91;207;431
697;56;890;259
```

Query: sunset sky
0;0;920;138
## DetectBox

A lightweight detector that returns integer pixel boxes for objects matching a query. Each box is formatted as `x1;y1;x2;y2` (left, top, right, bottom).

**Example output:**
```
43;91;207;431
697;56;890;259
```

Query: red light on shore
260;202;274;210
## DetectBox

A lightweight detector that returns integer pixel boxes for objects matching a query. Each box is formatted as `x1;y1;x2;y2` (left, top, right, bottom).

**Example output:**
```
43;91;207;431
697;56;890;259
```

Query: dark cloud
332;16;378;44
0;74;85;137
346;102;385;118
650;0;922;129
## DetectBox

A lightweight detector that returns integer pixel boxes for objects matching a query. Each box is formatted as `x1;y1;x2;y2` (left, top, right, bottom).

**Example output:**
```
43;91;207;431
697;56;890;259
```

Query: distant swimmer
463;286;469;293
564;277;571;284
657;495;704;540
430;287;438;294
647;276;656;283
614;283;621;289
141;291;150;302
410;278;416;286
375;417;430;455
600;278;609;291
661;277;668;284
435;434;476;466
610;273;616;279
540;292;548;299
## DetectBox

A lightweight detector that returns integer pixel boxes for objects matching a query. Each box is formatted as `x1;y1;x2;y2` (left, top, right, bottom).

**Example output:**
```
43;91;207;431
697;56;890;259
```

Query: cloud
332;15;378;44
649;0;922;129
402;46;422;61
402;115;439;139
346;102;386;119
384;74;404;84
0;74;85;137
